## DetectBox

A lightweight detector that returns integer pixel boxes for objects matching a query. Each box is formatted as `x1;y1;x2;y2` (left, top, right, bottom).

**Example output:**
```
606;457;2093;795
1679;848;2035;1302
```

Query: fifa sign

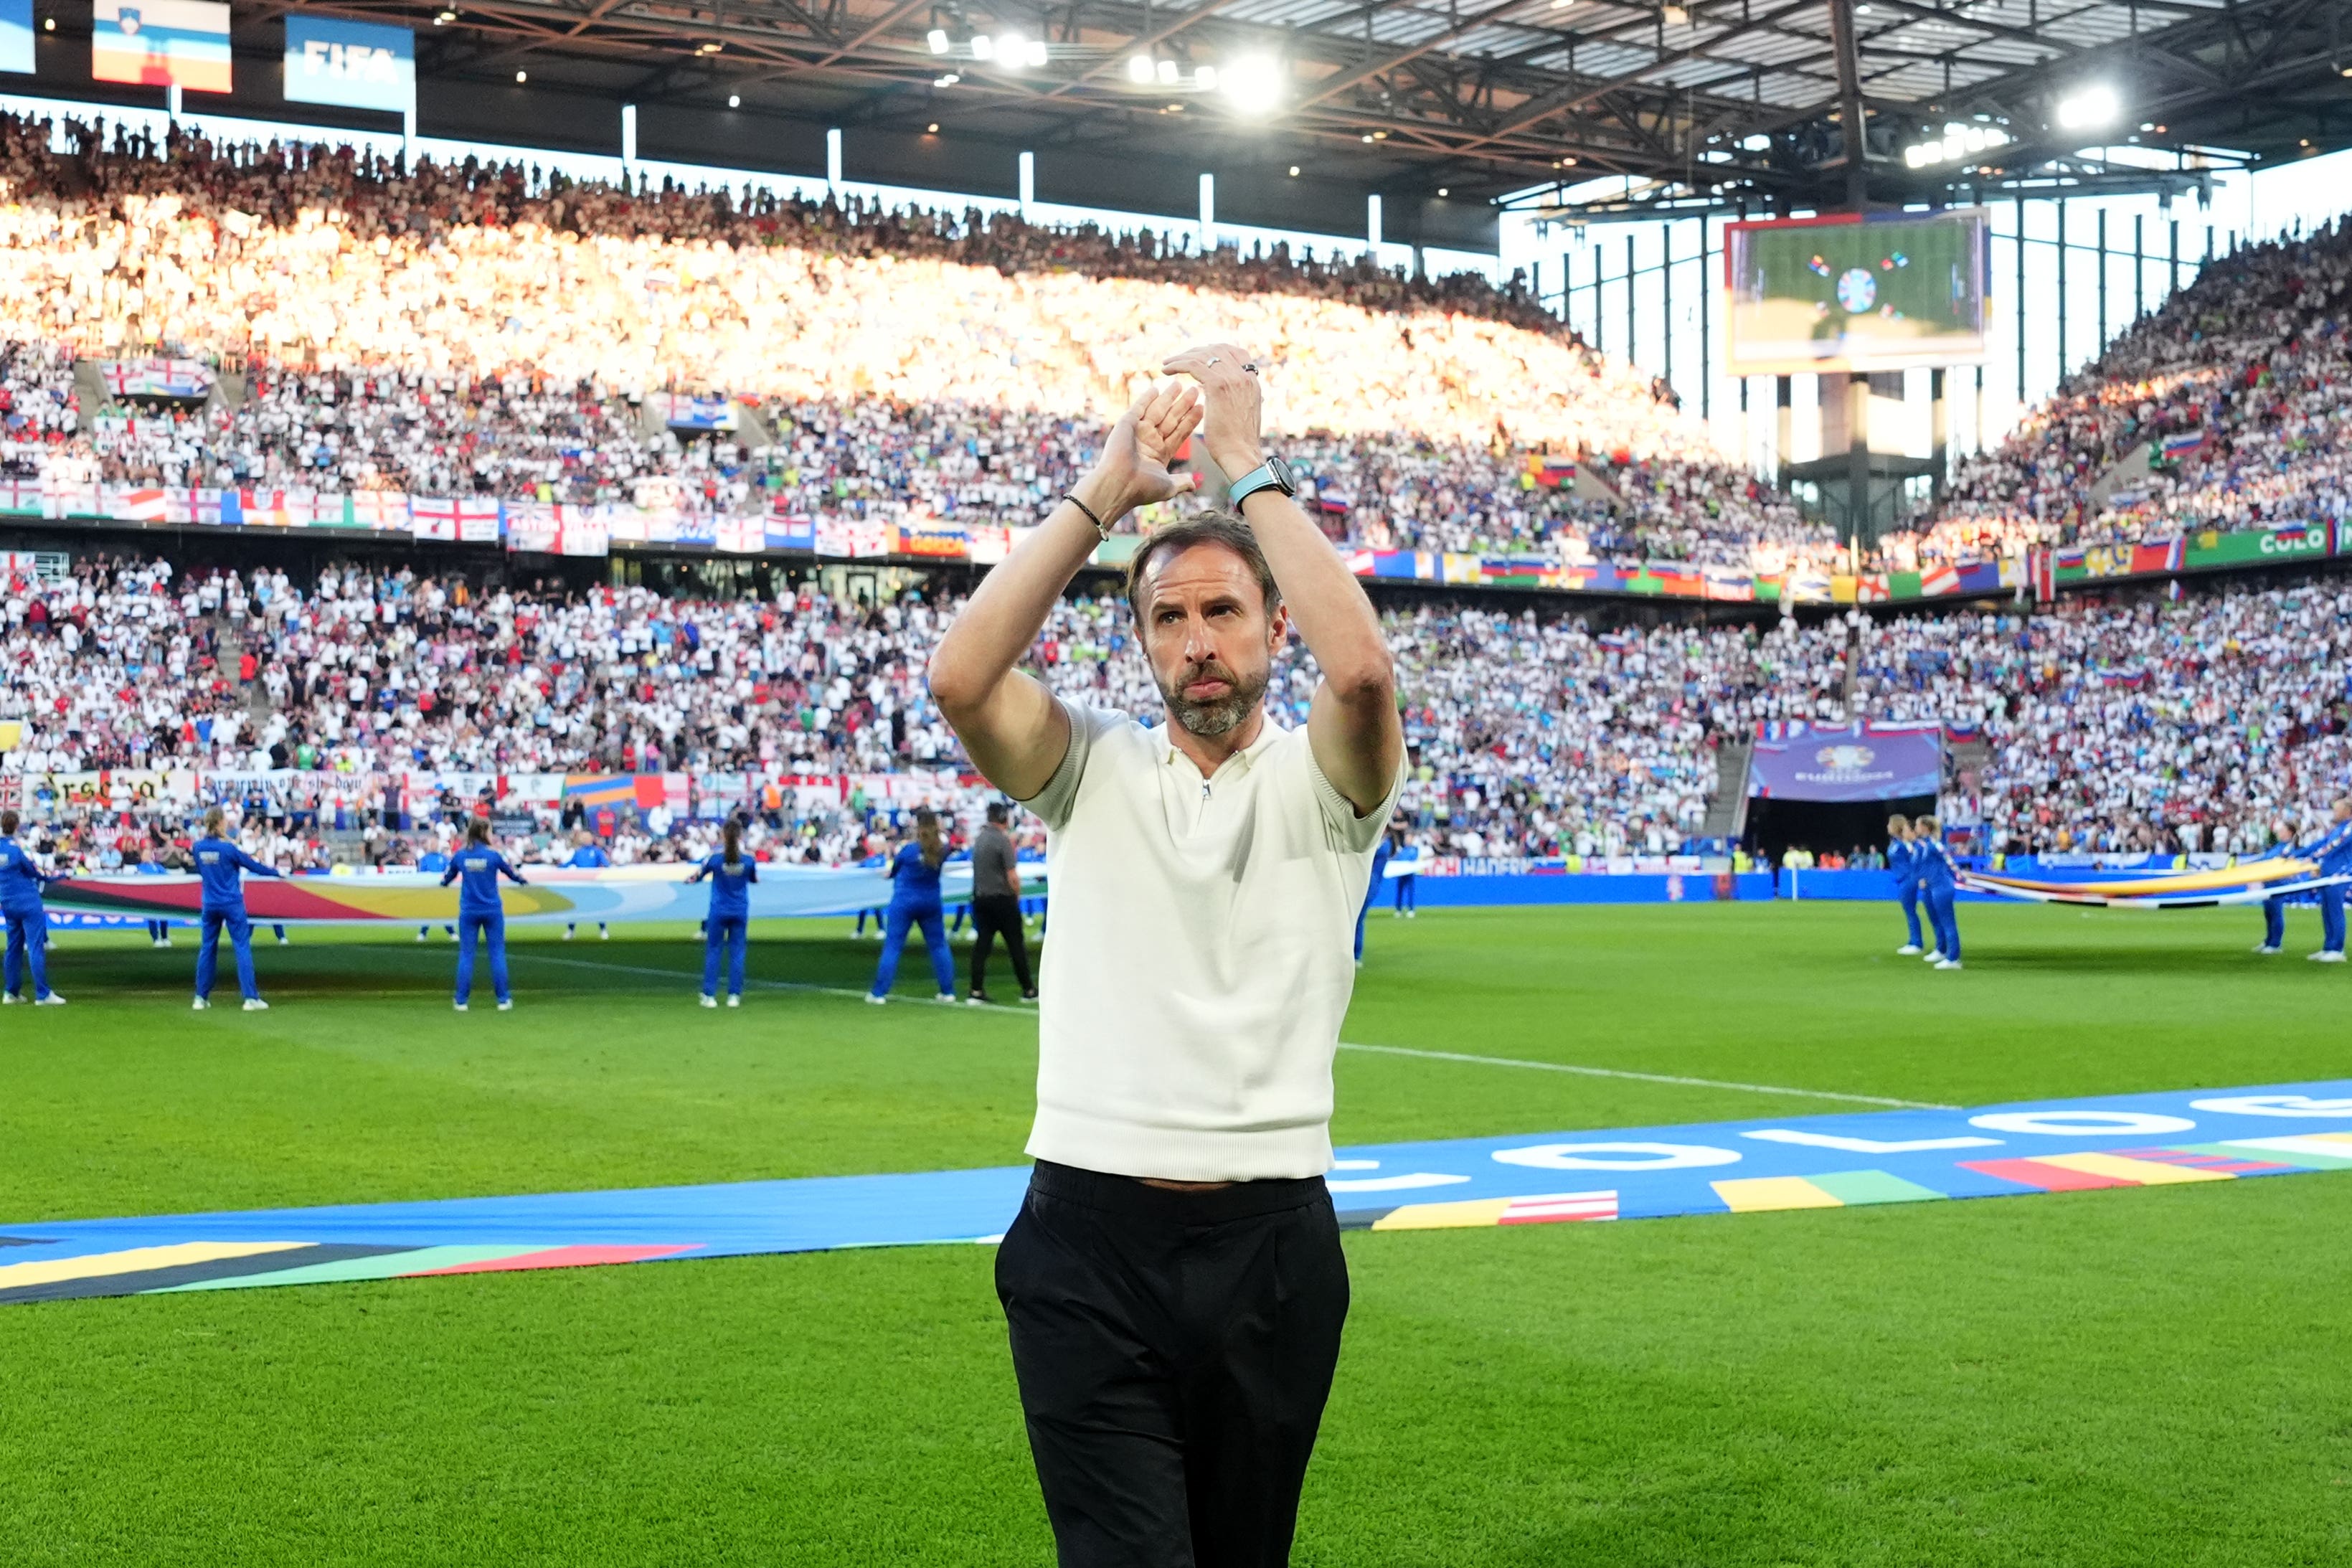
283;16;414;113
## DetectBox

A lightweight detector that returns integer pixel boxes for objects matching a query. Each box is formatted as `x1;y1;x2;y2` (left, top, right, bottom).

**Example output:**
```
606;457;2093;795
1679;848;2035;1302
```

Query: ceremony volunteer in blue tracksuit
191;806;280;1010
137;832;176;947
1356;827;1395;963
866;807;956;1003
2307;799;2352;963
440;819;529;1009
1888;813;1926;955
417;845;453;941
2256;816;2305;955
688;819;758;1007
0;810;67;1006
564;833;613;940
1914;813;1962;970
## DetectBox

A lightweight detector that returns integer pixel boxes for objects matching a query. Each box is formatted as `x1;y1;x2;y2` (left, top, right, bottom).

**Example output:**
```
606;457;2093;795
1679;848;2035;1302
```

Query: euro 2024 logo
1815;742;1875;774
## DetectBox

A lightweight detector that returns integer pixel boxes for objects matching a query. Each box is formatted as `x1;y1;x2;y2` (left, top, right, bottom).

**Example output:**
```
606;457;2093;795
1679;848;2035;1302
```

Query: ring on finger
1243;362;1259;374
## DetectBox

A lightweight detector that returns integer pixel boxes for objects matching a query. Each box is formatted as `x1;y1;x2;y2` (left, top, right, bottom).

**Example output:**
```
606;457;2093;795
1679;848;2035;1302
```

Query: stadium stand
4;551;2346;867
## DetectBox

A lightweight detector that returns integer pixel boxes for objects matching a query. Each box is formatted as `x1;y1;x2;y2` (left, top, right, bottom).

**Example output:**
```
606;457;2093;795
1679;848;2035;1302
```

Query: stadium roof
19;0;2352;242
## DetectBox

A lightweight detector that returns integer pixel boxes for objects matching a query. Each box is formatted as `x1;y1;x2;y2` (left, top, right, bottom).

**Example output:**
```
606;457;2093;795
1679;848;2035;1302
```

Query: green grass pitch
4;903;2350;1566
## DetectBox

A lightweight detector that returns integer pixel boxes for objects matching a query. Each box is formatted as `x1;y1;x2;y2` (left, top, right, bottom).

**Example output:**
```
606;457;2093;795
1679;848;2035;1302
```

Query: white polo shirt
1019;697;1402;1181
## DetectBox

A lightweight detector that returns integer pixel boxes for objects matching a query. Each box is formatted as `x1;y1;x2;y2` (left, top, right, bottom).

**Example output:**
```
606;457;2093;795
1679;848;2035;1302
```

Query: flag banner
99;357;212;400
348;491;405;532
714;515;765;554
0;0;30;75
1748;721;1942;802
504;503;557;554
652;393;738;432
94;0;232;90
2158;429;2209;461
283;16;413;113
410;497;458;543
897;519;968;558
963;523;1009;564
671;513;719;548
766;516;816;553
556;506;610;557
456;499;502;544
0;477;39;516
2183;521;2331;571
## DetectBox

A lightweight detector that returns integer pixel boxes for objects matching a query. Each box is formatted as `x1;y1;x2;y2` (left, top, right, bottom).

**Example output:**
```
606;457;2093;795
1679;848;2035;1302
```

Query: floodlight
927;28;950;54
1222;54;1283;113
1127;52;1153;82
970;33;993;58
2056;84;2119;131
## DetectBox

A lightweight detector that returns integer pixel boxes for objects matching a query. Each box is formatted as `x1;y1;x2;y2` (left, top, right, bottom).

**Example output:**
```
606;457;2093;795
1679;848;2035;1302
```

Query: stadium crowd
0;107;1838;566
1930;217;2352;558
5;551;2348;867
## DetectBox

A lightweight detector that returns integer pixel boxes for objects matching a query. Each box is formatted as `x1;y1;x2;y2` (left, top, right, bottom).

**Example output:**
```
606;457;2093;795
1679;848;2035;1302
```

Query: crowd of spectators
7;552;2349;866
0;107;1846;566
1931;217;2352;558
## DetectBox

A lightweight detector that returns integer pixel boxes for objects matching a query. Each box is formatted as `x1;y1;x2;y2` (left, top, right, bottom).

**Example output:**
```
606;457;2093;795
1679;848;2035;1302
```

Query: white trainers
34;993;65;1005
2254;943;2282;955
0;993;16;1005
699;994;718;1009
600;928;610;940
454;1001;468;1012
724;995;739;1009
1935;959;1963;970
967;996;988;1007
2309;950;2346;963
563;928;575;941
1896;944;1922;956
1922;951;1943;964
192;996;209;1010
864;993;886;1005
416;929;428;942
242;998;270;1011
497;1000;513;1011
935;992;957;1003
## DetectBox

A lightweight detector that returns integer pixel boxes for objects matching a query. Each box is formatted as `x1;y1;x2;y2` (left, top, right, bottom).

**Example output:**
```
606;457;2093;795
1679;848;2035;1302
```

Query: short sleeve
1017;698;1116;832
1306;744;1406;856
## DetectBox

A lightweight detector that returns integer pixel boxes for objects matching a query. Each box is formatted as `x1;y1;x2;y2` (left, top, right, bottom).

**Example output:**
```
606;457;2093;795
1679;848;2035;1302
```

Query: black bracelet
1063;491;1110;541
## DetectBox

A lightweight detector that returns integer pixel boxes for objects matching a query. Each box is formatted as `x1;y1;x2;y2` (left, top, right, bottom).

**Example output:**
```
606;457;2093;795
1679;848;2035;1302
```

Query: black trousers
969;894;1034;995
995;1160;1349;1568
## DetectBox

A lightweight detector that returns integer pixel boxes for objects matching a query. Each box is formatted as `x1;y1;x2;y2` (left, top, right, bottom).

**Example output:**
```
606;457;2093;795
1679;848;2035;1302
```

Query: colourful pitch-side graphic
5;1082;2347;1305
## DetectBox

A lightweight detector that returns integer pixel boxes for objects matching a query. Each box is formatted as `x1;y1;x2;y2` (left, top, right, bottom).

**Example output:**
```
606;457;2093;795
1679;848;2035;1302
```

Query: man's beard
1158;658;1268;738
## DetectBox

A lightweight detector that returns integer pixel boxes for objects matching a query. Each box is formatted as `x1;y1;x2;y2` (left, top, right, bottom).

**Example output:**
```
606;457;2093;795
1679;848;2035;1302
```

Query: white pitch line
476;951;1956;1108
1333;1042;1957;1110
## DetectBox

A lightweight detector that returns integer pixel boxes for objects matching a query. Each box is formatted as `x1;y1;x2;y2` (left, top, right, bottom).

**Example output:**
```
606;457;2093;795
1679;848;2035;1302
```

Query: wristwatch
1226;455;1298;516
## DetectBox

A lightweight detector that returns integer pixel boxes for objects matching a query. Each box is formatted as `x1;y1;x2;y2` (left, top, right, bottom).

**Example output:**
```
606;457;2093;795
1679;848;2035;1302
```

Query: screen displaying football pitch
1724;209;1990;374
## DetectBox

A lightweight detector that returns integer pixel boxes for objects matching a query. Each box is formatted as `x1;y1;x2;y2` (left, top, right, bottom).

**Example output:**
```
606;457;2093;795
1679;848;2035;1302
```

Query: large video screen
1724;209;1989;374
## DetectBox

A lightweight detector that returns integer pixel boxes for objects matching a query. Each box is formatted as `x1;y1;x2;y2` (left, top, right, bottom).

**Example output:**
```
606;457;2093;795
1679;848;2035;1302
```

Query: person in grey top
965;801;1035;1004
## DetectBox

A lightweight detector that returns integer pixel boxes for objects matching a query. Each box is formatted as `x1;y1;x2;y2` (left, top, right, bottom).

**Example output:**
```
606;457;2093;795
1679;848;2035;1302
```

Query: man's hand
1161;343;1265;478
1078;378;1205;521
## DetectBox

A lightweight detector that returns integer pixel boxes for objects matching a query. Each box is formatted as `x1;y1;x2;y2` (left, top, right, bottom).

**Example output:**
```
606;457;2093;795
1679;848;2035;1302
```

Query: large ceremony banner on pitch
1748;721;1942;802
4;1082;2348;1305
283;16;415;113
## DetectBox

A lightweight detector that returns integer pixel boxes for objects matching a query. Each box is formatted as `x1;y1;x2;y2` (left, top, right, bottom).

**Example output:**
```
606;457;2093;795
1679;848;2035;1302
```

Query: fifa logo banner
285;17;415;113
93;0;231;92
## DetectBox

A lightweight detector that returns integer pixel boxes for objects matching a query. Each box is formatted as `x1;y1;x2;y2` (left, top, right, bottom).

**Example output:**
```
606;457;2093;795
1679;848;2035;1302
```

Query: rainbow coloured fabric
5;1082;2347;1305
42;863;1013;925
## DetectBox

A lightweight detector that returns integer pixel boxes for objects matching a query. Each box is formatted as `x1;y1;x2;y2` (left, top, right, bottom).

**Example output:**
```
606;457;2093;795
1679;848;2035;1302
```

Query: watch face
1266;455;1298;494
